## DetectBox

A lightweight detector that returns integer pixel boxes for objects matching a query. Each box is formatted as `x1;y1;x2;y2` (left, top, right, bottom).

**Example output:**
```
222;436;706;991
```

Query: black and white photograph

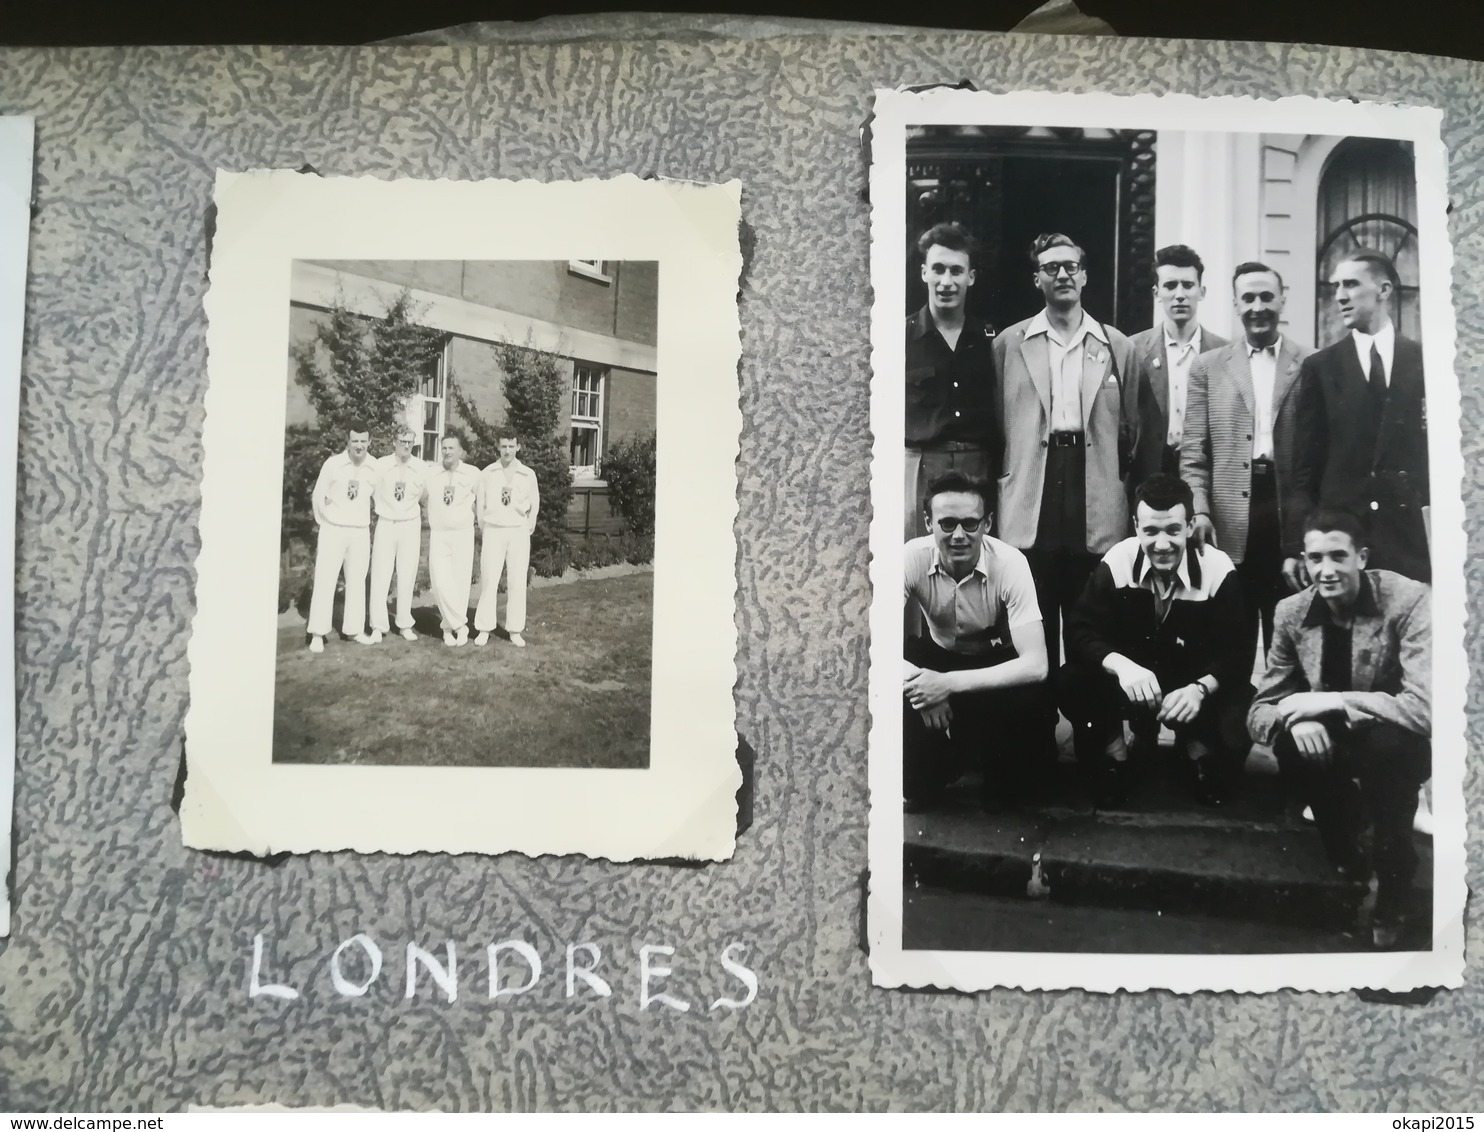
867;91;1465;992
184;172;742;861
275;257;659;771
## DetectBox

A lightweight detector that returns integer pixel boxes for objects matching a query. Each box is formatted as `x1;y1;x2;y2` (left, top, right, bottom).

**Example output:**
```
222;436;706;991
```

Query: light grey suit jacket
1180;334;1311;562
991;314;1155;555
1128;323;1229;447
1248;570;1431;746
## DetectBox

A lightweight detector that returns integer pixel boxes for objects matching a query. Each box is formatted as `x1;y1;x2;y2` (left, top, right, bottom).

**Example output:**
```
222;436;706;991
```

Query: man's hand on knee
1107;655;1162;711
918;701;953;732
904;668;956;710
1157;683;1206;726
1288;719;1335;765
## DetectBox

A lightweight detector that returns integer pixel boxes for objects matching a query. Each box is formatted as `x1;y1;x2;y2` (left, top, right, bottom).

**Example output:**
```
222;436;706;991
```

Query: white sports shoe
400;628;418;642
510;633;526;648
309;636;325;653
354;633;376;645
368;630;384;644
443;630;456;647
475;632;490;646
454;626;470;647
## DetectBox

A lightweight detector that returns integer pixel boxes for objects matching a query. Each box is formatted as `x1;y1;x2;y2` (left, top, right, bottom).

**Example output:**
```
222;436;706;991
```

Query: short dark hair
916;222;976;266
1340;250;1400;289
1232;261;1285;291
1132;473;1195;520
922;470;992;518
1154;244;1205;282
346;419;370;435
1030;232;1085;268
1300;507;1369;549
496;428;519;443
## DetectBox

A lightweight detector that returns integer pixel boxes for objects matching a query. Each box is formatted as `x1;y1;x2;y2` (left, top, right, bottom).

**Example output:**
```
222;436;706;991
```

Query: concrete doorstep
903;765;1434;936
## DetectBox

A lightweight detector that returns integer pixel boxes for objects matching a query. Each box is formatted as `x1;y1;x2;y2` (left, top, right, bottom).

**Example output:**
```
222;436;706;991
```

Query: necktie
1368;342;1387;399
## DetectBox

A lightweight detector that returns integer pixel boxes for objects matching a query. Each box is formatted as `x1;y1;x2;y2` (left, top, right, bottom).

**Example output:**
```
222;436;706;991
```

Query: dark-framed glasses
1038;260;1082;278
936;516;985;535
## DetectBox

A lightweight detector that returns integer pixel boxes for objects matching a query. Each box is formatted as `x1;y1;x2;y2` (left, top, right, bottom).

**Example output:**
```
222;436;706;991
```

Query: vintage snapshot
185;173;741;860
0;115;33;936
866;90;1465;992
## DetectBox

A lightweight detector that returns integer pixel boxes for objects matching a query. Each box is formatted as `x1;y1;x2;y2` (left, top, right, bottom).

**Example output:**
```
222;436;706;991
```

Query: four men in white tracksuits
475;434;541;648
306;427;547;654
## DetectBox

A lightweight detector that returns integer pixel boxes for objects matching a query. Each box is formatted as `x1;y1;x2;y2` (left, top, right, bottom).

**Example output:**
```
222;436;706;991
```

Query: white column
1155;130;1244;340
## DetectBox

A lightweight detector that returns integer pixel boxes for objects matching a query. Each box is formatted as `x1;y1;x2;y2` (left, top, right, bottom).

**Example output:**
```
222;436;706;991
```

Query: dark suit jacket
1294;332;1429;581
1128;324;1229;449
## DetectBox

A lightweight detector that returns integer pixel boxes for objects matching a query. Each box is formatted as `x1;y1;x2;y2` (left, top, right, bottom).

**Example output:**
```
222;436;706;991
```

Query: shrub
619;532;655;565
530;540;572;579
602;432;657;538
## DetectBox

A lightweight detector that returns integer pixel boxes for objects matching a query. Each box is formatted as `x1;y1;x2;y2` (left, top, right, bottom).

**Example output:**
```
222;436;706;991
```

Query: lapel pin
1152;357;1162;369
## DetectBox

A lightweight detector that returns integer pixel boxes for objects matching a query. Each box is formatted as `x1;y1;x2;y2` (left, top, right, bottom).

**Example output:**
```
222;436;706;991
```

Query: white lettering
249;933;300;1000
639;944;690;1013
405;942;457;1003
488;940;542;999
565;943;613;999
708;942;758;1012
329;933;383;998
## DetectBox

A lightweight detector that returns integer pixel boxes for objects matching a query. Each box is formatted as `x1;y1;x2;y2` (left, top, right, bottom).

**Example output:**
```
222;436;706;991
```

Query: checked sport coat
1180;334;1312;562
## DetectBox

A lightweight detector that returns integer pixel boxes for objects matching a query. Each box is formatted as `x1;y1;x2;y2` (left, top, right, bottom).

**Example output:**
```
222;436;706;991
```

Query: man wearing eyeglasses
1293;252;1430;584
905;222;999;541
903;470;1049;811
993;233;1158;759
1180;262;1313;665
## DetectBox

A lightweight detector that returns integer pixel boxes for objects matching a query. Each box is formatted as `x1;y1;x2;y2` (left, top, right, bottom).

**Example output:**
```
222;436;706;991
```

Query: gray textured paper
0;31;1480;1112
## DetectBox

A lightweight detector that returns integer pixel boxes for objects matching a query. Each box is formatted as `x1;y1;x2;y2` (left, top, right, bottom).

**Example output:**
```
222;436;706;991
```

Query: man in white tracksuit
367;428;427;643
426;435;481;647
307;422;380;653
474;433;541;648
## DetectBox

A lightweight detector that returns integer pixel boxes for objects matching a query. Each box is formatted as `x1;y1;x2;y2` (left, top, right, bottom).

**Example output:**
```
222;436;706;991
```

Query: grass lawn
273;573;652;769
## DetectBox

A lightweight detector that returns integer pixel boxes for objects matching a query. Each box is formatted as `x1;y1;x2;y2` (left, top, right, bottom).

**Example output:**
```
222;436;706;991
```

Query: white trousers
428;527;474;631
474;525;531;634
369;517;421;632
307;524;371;638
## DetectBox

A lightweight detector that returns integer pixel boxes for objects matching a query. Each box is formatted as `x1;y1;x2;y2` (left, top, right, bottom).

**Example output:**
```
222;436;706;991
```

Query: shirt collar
928;536;994;580
1351;322;1395;353
1027;309;1107;347
1134;543;1195;592
1163;324;1202;355
1301;572;1380;627
1246;338;1277;358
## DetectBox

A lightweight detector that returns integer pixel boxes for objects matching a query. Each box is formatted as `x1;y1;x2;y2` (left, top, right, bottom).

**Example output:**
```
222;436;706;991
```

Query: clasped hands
904;662;955;732
1106;657;1206;726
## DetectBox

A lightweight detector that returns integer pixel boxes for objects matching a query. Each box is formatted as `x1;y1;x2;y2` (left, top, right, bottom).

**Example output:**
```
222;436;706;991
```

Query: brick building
287;259;658;503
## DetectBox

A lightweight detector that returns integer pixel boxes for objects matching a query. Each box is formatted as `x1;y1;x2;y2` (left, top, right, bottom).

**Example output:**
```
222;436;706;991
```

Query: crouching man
1248;508;1431;947
903;471;1049;812
1062;473;1253;807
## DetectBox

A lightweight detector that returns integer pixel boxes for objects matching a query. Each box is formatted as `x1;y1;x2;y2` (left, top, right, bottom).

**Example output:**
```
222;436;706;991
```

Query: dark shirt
905;306;998;448
1307;577;1381;694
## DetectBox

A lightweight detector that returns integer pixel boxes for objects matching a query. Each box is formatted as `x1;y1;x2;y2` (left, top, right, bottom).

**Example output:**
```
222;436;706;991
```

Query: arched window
1315;139;1419;346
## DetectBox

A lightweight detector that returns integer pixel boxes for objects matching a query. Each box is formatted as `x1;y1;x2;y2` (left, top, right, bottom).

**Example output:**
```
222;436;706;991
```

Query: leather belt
909;440;984;453
1048;431;1084;448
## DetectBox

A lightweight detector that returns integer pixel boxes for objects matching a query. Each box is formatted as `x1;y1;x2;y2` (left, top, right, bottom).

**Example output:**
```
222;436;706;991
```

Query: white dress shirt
1026;310;1110;432
1163;325;1204;448
1352;322;1396;387
1248;341;1278;460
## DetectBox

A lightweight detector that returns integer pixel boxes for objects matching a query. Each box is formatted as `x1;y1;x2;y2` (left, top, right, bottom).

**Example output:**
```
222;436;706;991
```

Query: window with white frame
570;363;606;478
418;340;450;460
567;259;612;284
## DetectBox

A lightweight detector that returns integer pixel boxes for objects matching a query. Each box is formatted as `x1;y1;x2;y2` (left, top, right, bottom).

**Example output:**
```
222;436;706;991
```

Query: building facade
287;259;659;484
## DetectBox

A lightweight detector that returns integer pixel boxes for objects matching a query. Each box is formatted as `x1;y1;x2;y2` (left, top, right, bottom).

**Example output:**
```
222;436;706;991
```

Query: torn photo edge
866;89;1465;993
183;172;742;862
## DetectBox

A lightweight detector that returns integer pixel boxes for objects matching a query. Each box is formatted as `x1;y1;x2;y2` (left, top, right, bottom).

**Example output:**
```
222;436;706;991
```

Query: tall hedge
601;432;657;538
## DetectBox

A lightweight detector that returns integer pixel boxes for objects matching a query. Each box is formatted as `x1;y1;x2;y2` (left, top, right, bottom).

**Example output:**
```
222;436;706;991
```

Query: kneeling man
1062;473;1253;806
1248;508;1431;947
903;471;1049;811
